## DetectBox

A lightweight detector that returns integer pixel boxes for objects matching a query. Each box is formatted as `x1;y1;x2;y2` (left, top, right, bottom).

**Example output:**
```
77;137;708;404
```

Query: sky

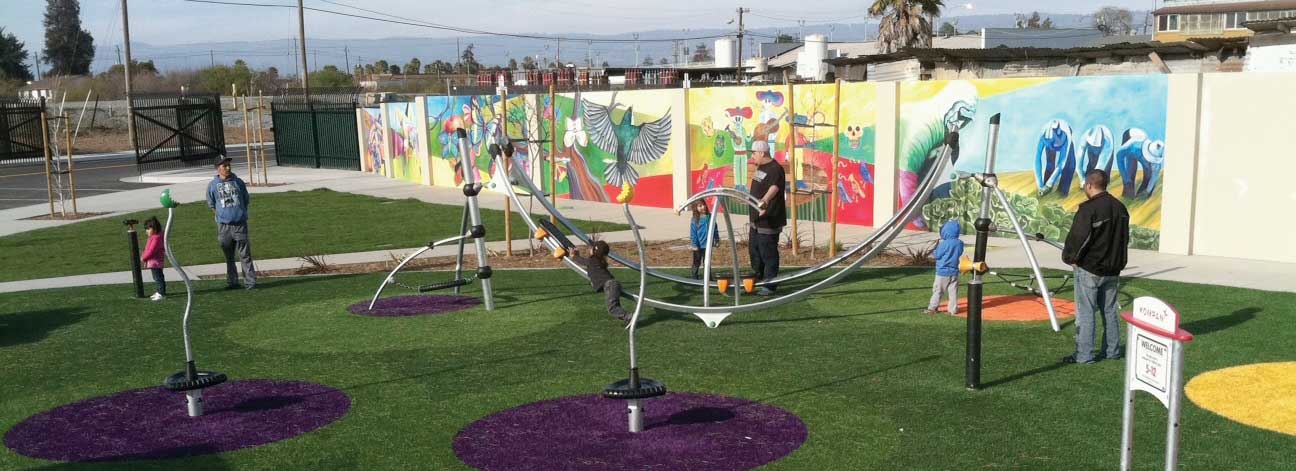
1;0;1159;72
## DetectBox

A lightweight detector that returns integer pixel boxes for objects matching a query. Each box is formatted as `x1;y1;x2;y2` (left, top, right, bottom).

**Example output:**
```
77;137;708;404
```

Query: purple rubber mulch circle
349;295;481;317
453;393;807;471
4;380;350;462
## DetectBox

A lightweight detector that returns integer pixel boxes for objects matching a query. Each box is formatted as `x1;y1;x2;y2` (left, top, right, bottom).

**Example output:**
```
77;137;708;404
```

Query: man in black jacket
747;140;787;296
1061;169;1130;364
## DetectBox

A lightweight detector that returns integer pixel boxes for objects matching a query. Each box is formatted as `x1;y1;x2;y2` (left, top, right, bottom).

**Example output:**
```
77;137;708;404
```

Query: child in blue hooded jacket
925;220;965;315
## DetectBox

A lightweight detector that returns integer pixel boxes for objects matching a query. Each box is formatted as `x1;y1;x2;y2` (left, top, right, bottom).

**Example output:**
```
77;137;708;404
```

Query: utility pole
556;39;561;67
586;40;592;68
456;37;462;71
296;0;310;97
736;7;749;83
344;46;350;76
120;0;136;151
116;46;122;66
34;51;41;81
210;49;215;68
291;38;299;79
313;51;318;73
633;33;640;67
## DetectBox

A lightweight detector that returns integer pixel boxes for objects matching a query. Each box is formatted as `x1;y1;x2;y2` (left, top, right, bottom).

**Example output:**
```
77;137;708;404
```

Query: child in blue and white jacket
688;201;720;279
925;220;965;315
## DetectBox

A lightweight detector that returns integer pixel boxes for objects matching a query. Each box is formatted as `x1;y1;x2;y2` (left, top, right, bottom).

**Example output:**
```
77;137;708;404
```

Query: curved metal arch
505;160;937;290
495;140;955;316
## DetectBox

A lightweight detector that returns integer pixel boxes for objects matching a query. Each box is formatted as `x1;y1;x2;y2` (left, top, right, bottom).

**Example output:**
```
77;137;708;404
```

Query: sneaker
1061;354;1096;365
225;284;242;290
921;309;936;315
245;284;256;290
149;293;164;301
756;287;775;297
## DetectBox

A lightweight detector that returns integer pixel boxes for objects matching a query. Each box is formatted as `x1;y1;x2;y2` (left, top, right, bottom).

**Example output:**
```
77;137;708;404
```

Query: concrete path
2;164;1294;294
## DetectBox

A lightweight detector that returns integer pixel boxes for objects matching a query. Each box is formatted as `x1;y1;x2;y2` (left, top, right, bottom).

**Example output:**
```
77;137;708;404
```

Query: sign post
1120;296;1194;471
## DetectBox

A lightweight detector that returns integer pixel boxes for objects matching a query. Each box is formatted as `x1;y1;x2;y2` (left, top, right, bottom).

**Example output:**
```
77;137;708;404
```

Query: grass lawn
0;189;626;283
1;268;1293;469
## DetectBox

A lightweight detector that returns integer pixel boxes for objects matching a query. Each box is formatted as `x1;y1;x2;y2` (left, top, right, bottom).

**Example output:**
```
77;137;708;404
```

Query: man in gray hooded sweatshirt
207;158;256;289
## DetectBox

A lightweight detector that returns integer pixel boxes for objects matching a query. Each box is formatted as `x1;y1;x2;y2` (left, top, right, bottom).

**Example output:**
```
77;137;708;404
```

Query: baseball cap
215;157;233;167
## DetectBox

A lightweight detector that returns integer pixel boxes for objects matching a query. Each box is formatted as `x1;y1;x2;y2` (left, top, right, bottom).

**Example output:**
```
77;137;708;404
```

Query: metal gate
131;93;227;171
271;89;360;170
0;97;46;166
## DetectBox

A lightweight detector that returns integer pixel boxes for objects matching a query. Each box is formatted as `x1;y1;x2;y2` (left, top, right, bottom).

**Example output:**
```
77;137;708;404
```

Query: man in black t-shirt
746;140;787;296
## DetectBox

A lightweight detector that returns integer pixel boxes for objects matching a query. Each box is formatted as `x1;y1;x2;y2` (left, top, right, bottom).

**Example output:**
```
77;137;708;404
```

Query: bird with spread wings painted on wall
582;92;672;187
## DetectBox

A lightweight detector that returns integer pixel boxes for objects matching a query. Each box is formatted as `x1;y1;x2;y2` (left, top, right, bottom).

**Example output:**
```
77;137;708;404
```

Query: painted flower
564;117;587;148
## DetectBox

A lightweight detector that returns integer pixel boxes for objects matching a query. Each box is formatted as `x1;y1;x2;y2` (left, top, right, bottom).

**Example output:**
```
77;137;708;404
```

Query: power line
183;0;736;43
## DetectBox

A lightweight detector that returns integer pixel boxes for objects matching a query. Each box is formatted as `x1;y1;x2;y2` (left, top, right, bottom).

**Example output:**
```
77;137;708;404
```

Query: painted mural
836;81;877;226
386;102;425;184
424;95;532;189
686;85;791;216
540;89;676;208
687;84;873;225
899;76;1167;250
360;107;385;174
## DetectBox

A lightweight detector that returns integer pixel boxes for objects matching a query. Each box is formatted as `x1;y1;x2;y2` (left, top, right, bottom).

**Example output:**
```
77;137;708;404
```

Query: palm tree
869;0;945;54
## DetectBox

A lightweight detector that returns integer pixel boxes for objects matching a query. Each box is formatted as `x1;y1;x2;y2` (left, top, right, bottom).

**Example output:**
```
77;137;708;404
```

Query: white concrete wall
872;82;900;224
1158;74;1202;255
1192;72;1296;263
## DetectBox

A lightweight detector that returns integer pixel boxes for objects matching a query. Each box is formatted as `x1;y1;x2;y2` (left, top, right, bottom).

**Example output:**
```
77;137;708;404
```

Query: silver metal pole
462;132;494;310
622;202;650;434
721;199;741;307
1164;343;1185;470
701;197;721;306
992;188;1061;331
1120;325;1136;471
163;207;194;364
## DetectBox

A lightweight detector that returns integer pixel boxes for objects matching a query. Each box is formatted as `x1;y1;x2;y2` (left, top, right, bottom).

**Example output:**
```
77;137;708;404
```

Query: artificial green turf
1;268;1293;470
0;188;626;283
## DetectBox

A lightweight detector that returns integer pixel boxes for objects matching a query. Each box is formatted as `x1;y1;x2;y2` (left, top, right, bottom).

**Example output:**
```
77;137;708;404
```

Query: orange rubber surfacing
1186;362;1296;437
938;295;1076;322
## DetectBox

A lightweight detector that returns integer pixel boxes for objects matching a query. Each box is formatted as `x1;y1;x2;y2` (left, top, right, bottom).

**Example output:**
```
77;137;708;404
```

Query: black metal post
125;219;145;298
966;113;1000;391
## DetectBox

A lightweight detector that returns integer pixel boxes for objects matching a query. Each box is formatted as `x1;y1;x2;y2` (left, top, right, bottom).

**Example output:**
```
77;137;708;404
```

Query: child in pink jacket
140;217;167;301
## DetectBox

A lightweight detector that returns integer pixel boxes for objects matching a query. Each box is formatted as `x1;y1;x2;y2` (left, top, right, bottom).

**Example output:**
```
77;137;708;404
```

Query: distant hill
105;10;1149;74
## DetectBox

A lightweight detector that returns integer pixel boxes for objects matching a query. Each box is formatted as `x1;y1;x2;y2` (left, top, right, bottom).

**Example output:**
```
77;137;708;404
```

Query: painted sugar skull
845;125;864;149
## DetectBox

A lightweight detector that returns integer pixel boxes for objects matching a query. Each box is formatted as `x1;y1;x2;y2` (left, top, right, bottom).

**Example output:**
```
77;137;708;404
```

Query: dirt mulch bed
202;239;931;280
22;211;111;221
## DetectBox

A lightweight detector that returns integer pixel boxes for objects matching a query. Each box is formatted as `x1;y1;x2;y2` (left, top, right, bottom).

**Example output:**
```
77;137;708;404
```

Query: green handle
160;189;179;208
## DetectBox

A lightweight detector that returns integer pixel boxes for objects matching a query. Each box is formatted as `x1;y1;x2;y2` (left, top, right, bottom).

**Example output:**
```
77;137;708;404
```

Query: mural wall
541;88;677;208
360;107;385;174
836;81;878;227
900;76;1168;249
686;85;791;216
424;95;533;190
686;84;874;225
386;102;425;184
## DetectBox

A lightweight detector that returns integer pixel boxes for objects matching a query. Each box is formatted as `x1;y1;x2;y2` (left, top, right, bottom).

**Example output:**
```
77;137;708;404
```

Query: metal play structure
501;110;1062;334
157;189;228;417
368;128;496;311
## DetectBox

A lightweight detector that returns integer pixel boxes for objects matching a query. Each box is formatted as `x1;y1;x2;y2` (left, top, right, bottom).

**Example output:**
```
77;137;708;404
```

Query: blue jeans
1073;267;1122;362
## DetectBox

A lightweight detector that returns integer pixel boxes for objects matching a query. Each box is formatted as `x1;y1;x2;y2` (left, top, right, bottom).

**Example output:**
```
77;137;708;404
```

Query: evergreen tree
0;27;34;81
42;0;95;76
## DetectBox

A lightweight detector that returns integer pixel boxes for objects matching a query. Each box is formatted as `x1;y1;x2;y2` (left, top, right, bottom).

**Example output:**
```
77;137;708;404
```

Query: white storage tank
796;34;828;80
746;57;768;73
714;37;737;68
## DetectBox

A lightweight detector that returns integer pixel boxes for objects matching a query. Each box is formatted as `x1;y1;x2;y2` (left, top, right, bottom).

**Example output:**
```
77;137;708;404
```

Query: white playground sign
1120;296;1194;471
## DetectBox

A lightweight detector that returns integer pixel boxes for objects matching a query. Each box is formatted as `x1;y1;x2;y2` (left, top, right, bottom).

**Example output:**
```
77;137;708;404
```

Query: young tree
460;44;479;74
98;59;157;79
404;58;421;75
388;64;401;75
1093;6;1135;36
1015;12;1053;29
0;27;34;82
659;57;669;65
521;56;537;70
775;33;796;43
938;21;957;36
373;60;389;75
42;0;95;76
869;0;944;54
642;56;654;66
